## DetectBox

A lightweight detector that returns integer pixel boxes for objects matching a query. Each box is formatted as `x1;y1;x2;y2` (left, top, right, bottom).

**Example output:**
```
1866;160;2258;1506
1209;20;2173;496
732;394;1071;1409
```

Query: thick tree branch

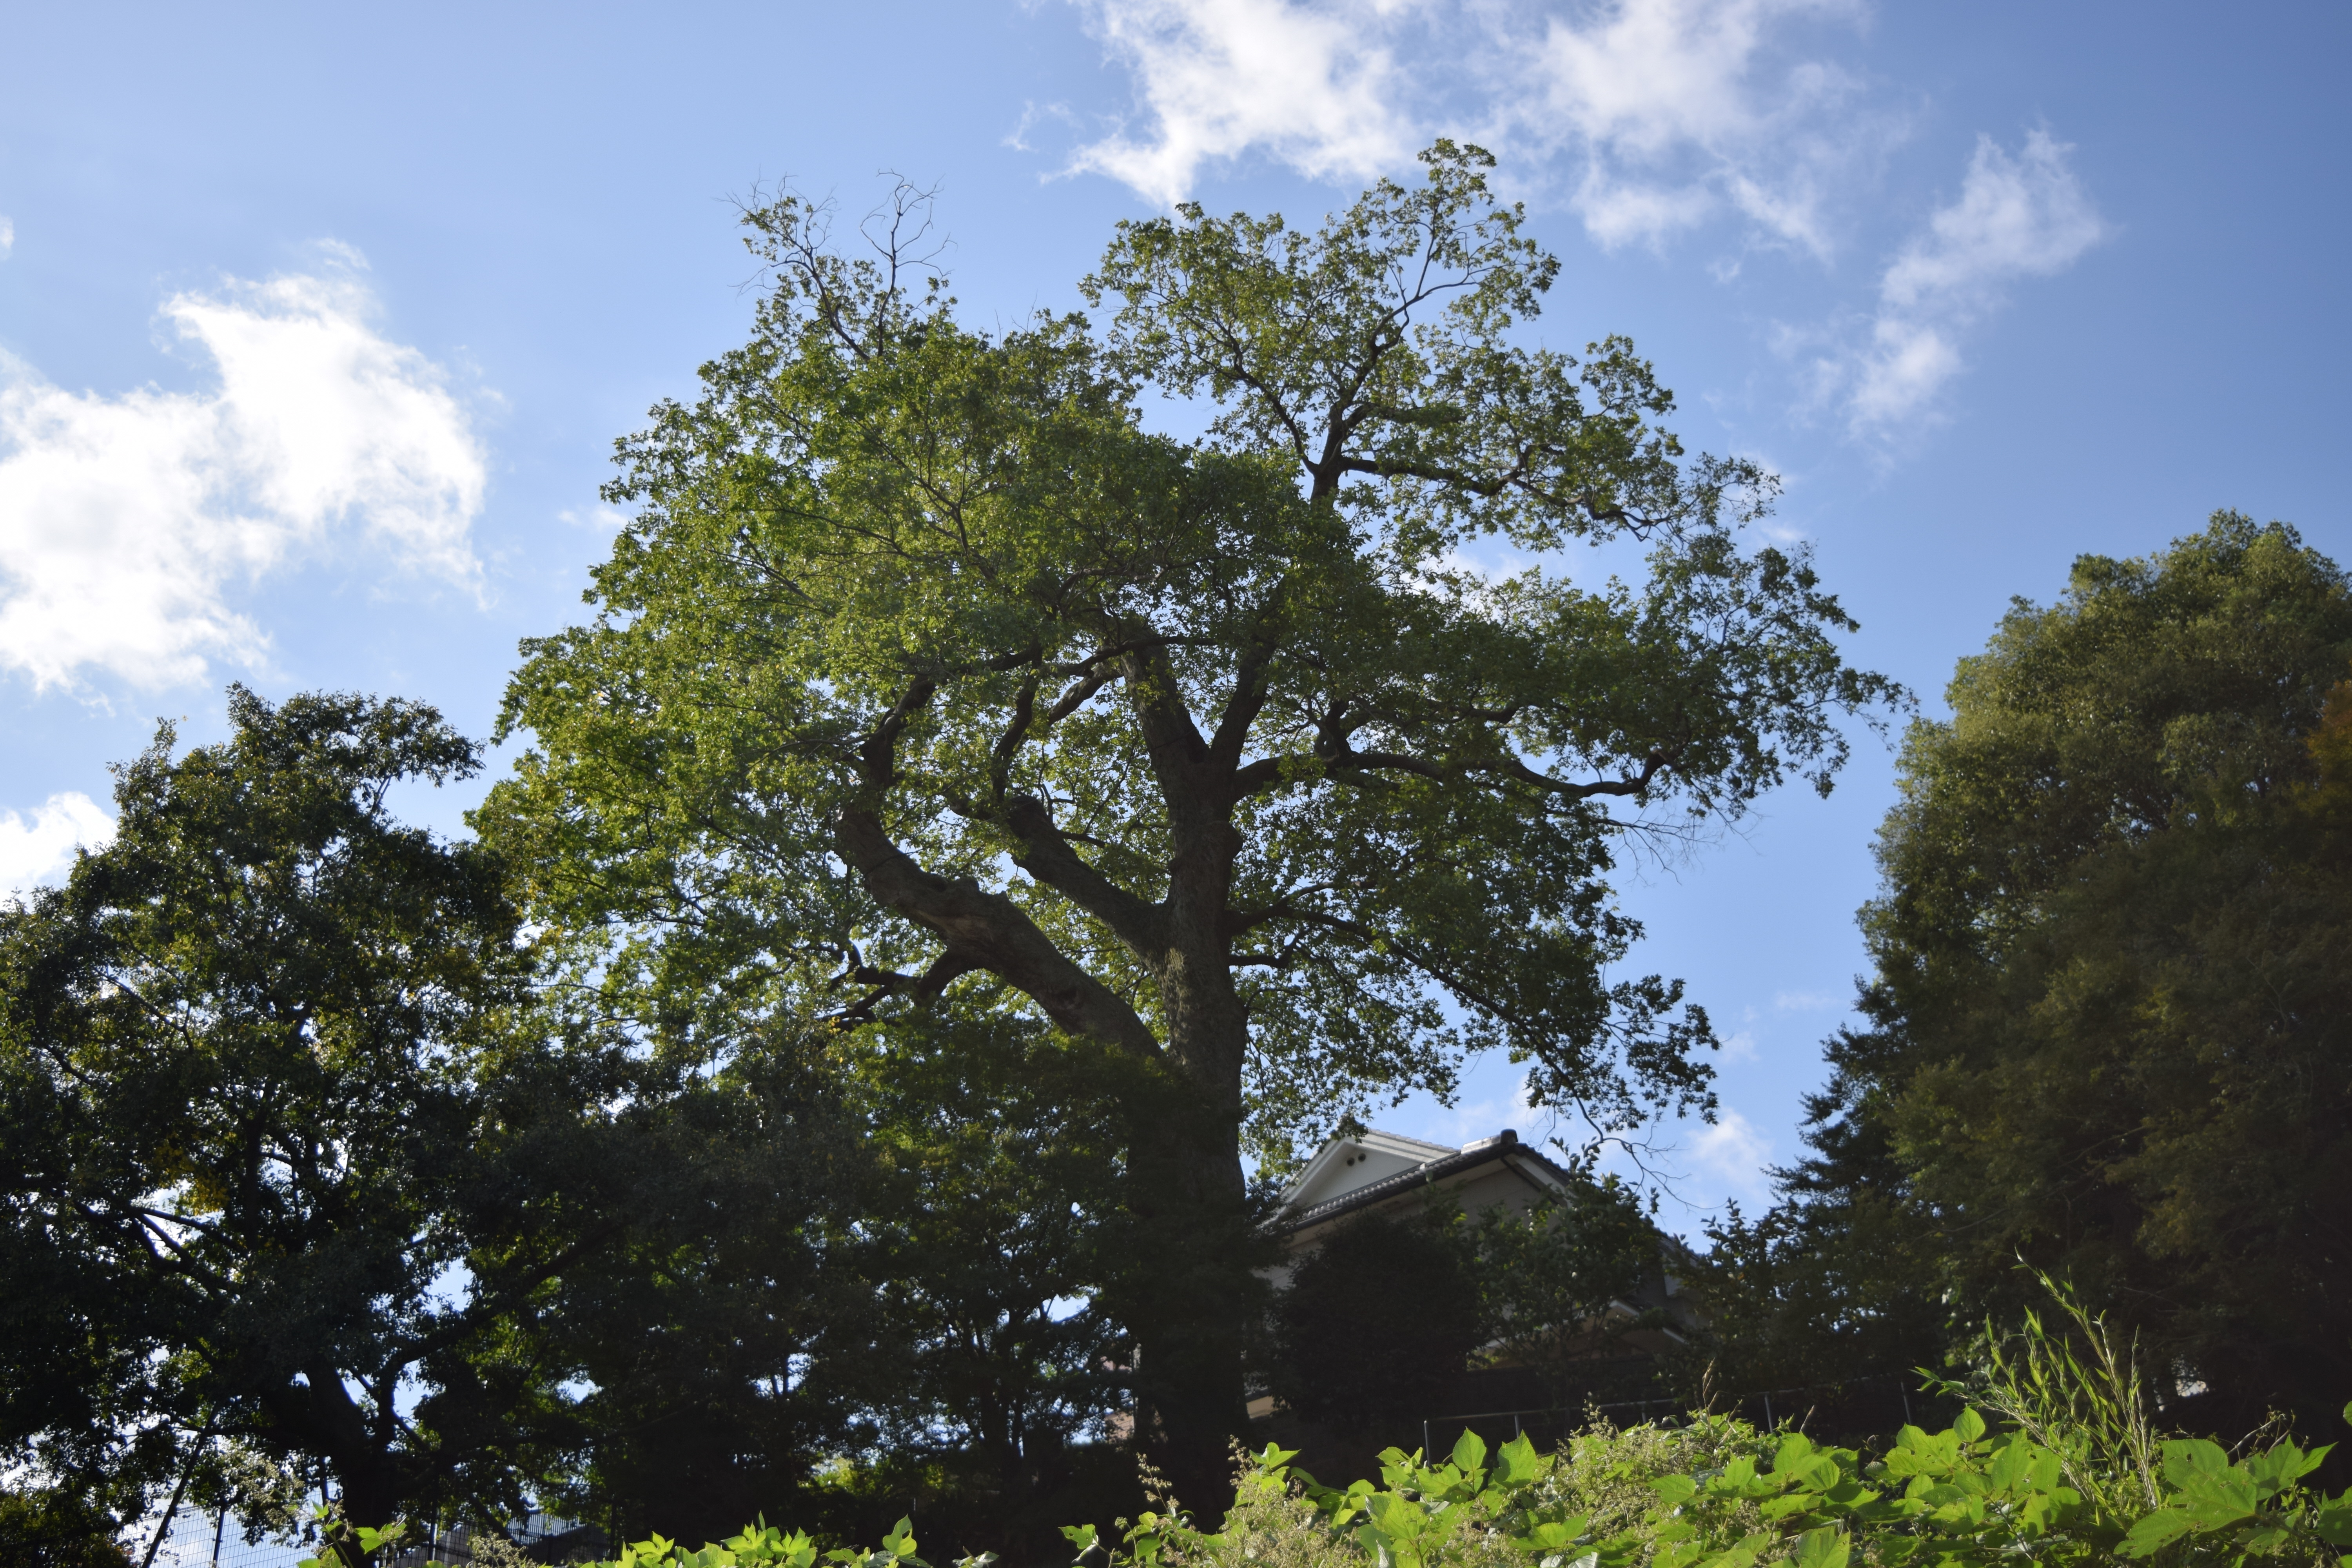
825;942;989;1025
1334;448;1662;535
1306;736;1684;804
1207;619;1285;781
1003;793;1169;955
834;804;1163;1060
1117;638;1213;785
858;678;938;791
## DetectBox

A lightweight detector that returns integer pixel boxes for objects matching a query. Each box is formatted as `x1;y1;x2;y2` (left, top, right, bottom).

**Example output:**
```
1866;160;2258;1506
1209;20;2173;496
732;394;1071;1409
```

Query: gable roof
1276;1127;1458;1213
1273;1128;1583;1237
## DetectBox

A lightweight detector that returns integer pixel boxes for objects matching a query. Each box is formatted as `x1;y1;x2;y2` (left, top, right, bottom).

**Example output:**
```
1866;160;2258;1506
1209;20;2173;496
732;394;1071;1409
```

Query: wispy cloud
557;504;632;534
1056;6;2105;449
1837;130;2106;433
1687;1108;1775;1201
0;792;114;900
1062;0;1887;253
0;216;14;261
1513;0;1883;254
1065;0;1424;207
0;261;488;693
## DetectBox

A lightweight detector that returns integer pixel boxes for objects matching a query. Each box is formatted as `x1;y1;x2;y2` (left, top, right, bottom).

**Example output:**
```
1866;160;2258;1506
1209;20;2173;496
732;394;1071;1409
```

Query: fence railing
1417;1371;1948;1458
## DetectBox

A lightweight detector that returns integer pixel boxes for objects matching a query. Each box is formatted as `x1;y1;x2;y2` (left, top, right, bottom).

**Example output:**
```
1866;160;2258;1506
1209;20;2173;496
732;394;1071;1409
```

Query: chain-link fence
135;1502;591;1568
137;1503;309;1568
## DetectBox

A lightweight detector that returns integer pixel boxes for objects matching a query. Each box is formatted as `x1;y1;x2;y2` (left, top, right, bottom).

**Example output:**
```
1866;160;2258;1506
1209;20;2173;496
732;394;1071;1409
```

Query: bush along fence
1416;1370;1950;1461
314;1399;2352;1568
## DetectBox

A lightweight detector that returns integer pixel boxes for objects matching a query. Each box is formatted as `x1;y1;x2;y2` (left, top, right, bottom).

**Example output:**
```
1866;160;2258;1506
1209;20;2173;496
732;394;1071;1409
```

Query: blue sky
3;0;2346;1220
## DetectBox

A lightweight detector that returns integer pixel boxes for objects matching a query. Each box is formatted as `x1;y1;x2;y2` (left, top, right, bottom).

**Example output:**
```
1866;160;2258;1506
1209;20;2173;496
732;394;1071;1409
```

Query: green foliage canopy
486;143;1891;1156
480;145;1897;1494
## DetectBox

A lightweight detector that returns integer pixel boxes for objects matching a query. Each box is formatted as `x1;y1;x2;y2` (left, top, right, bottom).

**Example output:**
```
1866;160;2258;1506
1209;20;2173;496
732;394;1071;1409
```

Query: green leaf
1987;1439;2031;1493
1452;1430;1489;1475
2313;1492;2352;1547
2123;1508;2207;1556
2162;1439;2233;1488
1793;1526;1848;1568
1951;1409;1985;1443
882;1518;920;1562
1496;1432;1544;1485
2247;1440;2328;1496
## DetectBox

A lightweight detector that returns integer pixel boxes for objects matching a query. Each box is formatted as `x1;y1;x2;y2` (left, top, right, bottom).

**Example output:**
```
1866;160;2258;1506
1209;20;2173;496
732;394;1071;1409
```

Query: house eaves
1271;1131;1582;1237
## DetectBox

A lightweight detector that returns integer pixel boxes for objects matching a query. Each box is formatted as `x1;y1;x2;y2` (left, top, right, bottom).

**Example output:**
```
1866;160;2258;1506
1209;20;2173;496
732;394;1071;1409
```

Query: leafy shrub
318;1285;2352;1568
504;1404;2352;1568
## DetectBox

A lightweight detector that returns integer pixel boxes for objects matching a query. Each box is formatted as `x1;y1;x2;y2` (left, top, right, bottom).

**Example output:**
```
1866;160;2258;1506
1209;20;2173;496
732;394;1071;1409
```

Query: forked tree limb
832;803;1163;1060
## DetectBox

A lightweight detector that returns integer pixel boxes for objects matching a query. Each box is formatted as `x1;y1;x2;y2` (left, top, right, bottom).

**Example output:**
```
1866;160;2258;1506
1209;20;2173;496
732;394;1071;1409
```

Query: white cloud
1687;1108;1774;1200
1062;0;1884;253
1773;988;1839;1011
1844;129;2105;432
1518;0;1877;253
0;216;14;260
0;265;488;693
1718;1029;1760;1062
0;792;114;898
557;504;631;534
1066;0;1423;207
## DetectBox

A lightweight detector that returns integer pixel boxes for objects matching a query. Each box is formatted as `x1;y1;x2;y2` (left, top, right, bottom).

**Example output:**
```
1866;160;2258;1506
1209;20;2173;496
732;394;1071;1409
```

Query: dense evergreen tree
1268;1209;1486;1444
0;690;597;1553
1706;514;2352;1436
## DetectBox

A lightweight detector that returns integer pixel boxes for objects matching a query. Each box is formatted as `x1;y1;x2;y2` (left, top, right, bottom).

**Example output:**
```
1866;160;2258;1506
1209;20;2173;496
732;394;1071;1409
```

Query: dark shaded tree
1708;514;2352;1437
1475;1180;1660;1407
0;1487;131;1568
510;1031;864;1554
1268;1209;1485;1445
810;1009;1143;1563
0;690;705;1559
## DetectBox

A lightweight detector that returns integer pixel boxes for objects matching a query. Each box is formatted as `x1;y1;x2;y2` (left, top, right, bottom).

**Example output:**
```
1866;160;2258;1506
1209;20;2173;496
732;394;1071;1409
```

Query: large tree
1722;513;2352;1436
0;690;828;1559
481;145;1895;1499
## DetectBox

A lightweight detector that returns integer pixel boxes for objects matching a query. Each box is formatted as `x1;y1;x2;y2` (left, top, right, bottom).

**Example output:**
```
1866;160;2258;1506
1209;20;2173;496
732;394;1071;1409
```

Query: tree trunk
298;1369;405;1564
1125;802;1260;1516
839;671;1273;1516
1118;1080;1254;1517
